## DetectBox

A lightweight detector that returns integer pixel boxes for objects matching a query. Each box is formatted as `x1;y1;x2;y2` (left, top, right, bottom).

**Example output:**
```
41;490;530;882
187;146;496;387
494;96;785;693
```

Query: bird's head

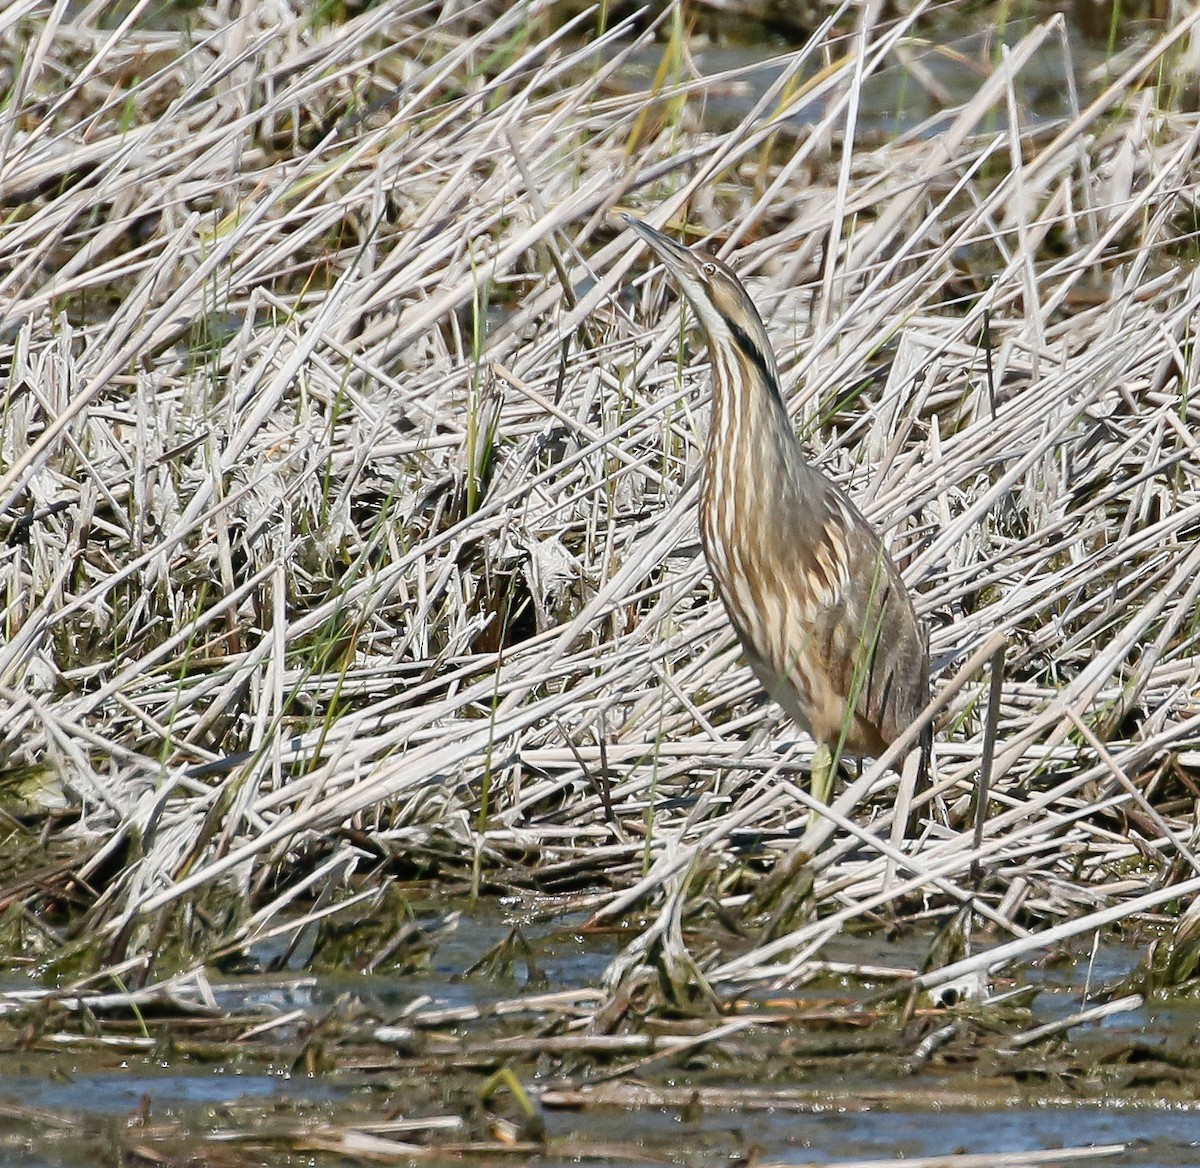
622;213;776;385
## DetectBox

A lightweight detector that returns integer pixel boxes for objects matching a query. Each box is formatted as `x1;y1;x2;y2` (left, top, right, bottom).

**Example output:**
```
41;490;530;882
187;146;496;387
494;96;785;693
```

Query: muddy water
0;906;1197;1167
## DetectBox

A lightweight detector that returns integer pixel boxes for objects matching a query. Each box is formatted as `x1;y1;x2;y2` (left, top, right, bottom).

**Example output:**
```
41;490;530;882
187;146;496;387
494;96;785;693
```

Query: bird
622;213;930;822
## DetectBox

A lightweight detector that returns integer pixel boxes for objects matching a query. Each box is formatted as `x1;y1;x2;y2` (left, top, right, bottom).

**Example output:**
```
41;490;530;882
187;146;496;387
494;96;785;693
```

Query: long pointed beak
621;213;701;279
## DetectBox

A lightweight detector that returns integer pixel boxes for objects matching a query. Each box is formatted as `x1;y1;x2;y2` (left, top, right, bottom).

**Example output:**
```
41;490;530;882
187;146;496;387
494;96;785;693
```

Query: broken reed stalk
0;2;1197;995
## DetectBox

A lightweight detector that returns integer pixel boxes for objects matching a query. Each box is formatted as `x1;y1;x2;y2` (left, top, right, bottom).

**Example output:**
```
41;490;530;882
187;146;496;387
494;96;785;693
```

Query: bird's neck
698;352;810;567
705;359;799;485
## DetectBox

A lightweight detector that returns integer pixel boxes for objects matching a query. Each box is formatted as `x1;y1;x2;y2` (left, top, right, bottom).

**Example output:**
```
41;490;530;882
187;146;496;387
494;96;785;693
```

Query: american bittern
624;214;929;817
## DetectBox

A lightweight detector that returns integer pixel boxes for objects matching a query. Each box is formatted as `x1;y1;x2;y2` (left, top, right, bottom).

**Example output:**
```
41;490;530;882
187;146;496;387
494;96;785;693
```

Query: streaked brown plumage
623;213;929;810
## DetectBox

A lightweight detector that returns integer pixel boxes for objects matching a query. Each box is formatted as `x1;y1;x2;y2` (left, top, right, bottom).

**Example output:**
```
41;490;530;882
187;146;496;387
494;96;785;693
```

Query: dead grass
0;0;1199;1002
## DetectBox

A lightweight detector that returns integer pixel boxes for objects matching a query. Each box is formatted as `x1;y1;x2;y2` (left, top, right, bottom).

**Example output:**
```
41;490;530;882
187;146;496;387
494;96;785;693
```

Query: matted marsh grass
1;0;1200;1030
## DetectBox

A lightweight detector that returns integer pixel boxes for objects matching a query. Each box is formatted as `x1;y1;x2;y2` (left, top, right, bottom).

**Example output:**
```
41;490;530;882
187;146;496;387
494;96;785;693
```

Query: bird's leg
808;740;834;826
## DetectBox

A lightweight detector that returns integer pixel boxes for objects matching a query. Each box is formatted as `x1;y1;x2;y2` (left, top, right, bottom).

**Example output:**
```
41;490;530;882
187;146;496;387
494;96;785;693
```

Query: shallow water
1;905;1197;1168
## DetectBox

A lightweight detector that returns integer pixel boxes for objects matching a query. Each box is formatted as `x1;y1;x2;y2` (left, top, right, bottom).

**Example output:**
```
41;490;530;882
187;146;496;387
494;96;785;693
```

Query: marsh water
1;903;1198;1167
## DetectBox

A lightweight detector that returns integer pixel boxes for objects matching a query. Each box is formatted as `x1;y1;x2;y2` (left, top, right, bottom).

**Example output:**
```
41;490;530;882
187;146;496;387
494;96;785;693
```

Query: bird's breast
698;420;821;658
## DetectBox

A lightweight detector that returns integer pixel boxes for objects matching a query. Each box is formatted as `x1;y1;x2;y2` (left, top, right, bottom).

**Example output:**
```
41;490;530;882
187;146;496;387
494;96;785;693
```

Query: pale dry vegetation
1;0;1199;1004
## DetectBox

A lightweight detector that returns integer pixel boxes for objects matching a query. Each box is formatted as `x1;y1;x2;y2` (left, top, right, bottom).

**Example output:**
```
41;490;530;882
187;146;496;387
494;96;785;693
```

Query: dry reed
0;0;1198;1005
